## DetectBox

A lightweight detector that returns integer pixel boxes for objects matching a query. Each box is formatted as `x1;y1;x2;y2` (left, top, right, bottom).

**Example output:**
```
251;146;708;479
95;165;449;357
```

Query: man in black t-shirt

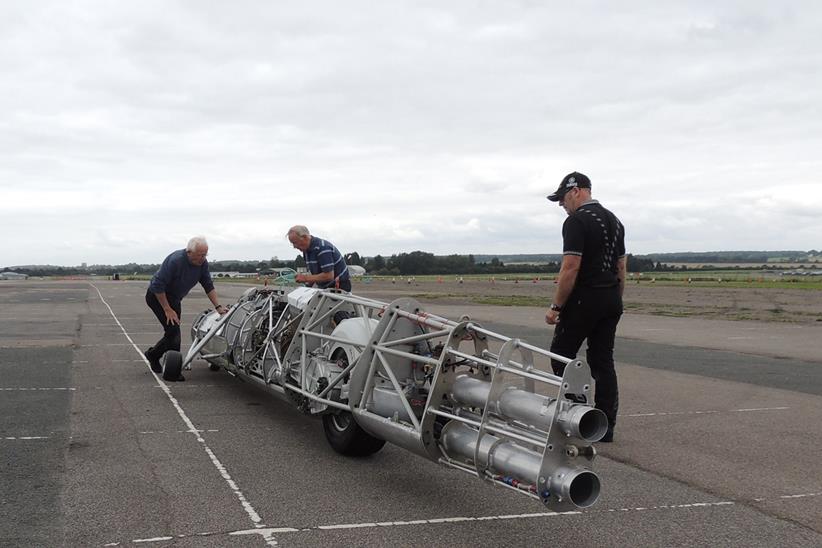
545;172;626;442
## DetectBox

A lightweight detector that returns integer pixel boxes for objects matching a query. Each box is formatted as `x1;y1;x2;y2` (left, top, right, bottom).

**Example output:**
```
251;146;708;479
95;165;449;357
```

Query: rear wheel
162;351;183;381
322;412;386;456
321;349;385;456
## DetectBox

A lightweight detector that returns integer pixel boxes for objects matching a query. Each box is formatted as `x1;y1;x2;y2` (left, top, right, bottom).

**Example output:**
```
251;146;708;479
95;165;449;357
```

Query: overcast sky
2;1;820;267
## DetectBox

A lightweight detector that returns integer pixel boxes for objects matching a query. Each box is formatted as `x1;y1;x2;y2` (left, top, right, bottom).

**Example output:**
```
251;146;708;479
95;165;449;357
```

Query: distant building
212;271;260;279
0;271;29;280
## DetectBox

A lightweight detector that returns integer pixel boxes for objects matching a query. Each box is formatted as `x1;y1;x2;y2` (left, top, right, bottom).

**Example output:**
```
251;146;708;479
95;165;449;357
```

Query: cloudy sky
2;1;820;267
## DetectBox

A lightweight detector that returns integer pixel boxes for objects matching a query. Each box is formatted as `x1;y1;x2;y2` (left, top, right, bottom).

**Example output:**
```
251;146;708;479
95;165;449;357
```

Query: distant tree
295;255;305;268
370;255;386;271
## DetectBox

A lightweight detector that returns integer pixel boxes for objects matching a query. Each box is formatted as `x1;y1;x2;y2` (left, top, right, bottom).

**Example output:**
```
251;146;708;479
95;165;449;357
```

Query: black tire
209;363;221;371
322;412;386;457
162;350;183;381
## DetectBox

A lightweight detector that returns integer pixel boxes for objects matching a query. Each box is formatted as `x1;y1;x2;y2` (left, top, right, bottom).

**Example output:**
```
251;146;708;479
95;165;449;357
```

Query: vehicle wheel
209;363;221;371
162;351;183;381
322;412;386;457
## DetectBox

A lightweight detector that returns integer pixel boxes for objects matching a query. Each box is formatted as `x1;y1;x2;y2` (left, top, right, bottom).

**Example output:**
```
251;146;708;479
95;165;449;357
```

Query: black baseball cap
547;171;591;202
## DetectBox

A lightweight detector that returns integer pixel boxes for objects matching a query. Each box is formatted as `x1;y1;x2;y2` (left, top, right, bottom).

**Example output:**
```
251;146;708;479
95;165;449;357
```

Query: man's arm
295;270;335;285
546;254;581;325
206;289;227;315
154;292;180;325
617;256;627;298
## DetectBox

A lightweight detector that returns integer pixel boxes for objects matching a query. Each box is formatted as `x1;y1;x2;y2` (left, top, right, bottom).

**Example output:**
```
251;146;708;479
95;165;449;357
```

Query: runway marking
80;343;149;347
0;387;76;391
3;436;50;440
152;384;220;388
621;406;788;418
139;429;220;435
108;491;822;545
90;284;273;544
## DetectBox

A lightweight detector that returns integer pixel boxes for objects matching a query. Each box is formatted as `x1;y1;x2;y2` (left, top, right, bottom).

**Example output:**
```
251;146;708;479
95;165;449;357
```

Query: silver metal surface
183;286;607;510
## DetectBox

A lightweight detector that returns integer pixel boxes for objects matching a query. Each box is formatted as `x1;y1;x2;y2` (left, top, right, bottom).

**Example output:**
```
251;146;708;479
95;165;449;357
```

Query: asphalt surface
1;279;821;547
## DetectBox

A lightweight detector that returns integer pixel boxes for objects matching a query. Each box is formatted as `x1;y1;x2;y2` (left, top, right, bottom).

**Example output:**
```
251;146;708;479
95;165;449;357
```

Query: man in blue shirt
144;236;227;380
287;225;352;291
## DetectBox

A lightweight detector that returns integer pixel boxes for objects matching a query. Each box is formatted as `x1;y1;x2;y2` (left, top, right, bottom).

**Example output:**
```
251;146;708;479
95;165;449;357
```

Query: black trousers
550;286;623;430
145;290;182;358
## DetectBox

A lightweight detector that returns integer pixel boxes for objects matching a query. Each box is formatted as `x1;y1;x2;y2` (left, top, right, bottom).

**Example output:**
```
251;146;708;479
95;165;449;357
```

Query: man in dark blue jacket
144;236;227;380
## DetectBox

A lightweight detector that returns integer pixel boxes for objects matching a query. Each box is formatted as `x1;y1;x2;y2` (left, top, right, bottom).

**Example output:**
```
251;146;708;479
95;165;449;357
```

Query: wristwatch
550;303;563;312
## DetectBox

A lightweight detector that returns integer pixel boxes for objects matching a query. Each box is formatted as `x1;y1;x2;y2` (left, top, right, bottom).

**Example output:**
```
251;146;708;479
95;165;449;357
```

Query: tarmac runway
2;280;821;547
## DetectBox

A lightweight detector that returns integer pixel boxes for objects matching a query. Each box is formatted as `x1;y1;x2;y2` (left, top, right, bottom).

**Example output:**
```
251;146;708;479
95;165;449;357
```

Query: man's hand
215;304;228;315
163;308;180;325
545;309;560;325
295;273;307;283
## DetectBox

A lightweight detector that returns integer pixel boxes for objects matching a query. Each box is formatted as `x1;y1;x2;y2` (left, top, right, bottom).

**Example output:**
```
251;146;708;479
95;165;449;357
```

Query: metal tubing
375;351;421;430
357;311;399;410
374;345;441;367
441;422;542;484
281;382;349;411
391;308;456;330
440;422;600;509
428;408;547;447
183;307;239;369
380;328;452;347
446;349;497;369
451;375;607;441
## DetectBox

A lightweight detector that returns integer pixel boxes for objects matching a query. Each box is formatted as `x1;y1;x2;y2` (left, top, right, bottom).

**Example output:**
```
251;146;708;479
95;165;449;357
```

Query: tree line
14;252;797;277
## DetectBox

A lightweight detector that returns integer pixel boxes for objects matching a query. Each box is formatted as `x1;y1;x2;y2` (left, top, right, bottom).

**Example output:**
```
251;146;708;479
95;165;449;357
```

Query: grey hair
286;225;310;239
186;235;208;252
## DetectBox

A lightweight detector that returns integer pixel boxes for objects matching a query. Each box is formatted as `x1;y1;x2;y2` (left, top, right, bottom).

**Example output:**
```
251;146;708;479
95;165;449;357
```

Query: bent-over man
545;172;626;442
144;236;227;380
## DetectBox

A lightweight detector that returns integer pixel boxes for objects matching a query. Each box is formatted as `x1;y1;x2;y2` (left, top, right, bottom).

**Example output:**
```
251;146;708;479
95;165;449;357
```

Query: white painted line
90;284;270;541
733;406;790;412
152;384;219;388
138;430;220;435
80;344;145;347
108;491;822;546
0;387;76;391
3;436;50;440
778;491;822;499
621;406;788;418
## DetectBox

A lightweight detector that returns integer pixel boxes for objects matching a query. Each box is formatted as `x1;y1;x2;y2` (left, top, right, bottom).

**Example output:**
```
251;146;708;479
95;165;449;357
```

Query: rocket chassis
161;286;609;511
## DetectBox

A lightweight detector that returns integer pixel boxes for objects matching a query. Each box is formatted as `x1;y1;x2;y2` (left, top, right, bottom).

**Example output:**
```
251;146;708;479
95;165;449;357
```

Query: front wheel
322;412;386;457
162;350;183;381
